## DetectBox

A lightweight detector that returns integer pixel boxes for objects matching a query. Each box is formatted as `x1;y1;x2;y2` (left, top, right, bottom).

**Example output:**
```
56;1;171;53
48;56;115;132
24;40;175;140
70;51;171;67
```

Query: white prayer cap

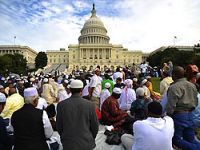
43;78;48;83
141;79;147;85
146;76;151;79
70;80;83;88
0;93;6;103
1;77;5;81
136;87;145;97
0;85;4;89
133;78;138;82
113;87;122;94
24;87;38;97
124;79;133;86
105;82;111;89
30;77;35;82
64;79;68;84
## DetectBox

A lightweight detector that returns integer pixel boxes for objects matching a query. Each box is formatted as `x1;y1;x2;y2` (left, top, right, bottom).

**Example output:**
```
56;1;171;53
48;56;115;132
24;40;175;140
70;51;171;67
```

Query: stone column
97;48;99;59
93;48;94;60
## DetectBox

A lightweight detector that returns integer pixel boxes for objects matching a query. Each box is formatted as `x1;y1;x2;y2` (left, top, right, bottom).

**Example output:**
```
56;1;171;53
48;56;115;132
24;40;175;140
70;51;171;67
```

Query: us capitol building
46;4;144;71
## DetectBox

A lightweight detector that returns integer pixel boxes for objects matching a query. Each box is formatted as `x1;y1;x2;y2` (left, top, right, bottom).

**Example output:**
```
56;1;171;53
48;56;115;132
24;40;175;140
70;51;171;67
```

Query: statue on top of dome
91;3;96;17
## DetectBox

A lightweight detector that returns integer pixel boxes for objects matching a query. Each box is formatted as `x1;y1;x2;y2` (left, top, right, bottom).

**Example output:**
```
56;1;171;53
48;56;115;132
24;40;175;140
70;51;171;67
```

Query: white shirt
89;74;102;97
58;90;71;102
82;84;89;96
119;88;136;110
36;102;54;138
36;97;48;110
132;116;174;150
140;63;148;73
43;111;54;139
100;89;111;110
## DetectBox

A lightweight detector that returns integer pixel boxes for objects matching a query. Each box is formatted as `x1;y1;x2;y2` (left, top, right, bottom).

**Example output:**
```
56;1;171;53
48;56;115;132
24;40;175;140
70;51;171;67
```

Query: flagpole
14;36;16;45
173;36;177;46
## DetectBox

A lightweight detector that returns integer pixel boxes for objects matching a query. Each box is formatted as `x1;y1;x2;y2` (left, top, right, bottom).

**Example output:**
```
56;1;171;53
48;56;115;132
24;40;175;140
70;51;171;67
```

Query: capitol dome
78;4;110;44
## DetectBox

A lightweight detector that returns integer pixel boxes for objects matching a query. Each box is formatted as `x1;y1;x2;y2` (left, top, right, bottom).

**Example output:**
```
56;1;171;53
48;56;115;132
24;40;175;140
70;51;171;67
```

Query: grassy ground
151;77;161;93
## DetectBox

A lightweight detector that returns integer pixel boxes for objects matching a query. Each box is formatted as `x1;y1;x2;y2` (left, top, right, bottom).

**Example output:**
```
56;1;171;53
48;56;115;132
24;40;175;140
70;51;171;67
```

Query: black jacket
11;104;49;150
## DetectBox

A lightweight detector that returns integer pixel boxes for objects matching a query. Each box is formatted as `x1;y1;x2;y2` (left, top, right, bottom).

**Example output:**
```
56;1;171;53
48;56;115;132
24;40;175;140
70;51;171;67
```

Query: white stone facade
47;4;144;71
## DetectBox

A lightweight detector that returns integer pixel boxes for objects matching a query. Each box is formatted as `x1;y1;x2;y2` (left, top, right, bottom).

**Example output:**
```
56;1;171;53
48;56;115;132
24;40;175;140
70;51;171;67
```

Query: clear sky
0;0;200;53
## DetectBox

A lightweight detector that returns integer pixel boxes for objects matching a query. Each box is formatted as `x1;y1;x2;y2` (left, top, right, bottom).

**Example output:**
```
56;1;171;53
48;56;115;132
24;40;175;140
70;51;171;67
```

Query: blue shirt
192;93;200;127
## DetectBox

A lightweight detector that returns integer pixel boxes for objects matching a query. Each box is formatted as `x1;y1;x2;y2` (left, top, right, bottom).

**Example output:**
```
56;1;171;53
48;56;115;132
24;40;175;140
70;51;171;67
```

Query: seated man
11;87;53;150
119;79;136;111
130;87;151;120
121;101;174;150
101;87;128;129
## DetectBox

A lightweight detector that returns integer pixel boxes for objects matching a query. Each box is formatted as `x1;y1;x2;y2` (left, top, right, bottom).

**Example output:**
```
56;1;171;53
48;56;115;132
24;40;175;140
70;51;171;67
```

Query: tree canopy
0;53;27;75
147;47;196;68
35;52;48;69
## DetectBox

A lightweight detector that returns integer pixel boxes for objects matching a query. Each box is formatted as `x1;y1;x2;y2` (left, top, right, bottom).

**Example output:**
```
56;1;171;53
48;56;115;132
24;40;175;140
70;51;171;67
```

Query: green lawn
151;77;161;93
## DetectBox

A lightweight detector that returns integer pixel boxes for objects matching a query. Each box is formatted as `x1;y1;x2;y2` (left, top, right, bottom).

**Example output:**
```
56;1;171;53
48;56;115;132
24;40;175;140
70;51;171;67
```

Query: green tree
35;52;48;69
147;47;194;68
0;54;27;75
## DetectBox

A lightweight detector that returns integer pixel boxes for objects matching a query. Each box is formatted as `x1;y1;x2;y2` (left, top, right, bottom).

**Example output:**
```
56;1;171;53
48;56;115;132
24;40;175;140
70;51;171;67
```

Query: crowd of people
0;62;200;150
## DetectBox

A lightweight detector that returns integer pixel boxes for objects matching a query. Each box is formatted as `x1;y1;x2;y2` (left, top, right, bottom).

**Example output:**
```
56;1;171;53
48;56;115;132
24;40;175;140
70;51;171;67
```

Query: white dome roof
78;4;110;44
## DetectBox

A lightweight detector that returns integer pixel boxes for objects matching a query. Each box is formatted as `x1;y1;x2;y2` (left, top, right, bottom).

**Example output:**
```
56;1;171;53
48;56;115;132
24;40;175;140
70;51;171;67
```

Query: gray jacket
56;93;99;150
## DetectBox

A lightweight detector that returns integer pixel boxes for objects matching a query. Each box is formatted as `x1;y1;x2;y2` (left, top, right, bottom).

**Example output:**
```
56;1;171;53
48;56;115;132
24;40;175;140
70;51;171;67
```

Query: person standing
56;80;99;150
166;66;200;150
41;78;56;105
88;68;102;108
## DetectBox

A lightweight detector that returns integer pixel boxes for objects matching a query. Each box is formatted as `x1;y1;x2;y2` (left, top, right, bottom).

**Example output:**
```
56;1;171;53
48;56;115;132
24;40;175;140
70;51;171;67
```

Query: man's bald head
172;66;185;80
